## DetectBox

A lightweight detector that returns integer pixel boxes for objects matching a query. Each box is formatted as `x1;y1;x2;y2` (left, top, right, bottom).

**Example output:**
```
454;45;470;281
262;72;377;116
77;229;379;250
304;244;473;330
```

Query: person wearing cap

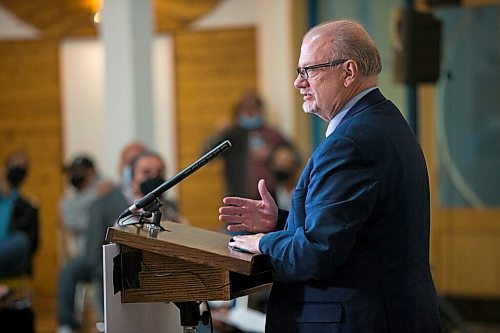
57;154;111;333
60;155;103;259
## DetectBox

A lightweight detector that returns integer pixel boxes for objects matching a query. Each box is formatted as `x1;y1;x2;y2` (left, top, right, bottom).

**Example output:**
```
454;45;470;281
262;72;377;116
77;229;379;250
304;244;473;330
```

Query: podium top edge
105;221;269;275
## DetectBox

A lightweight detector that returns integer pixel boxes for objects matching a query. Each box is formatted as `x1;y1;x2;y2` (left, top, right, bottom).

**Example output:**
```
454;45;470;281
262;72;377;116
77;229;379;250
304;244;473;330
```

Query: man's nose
294;75;308;89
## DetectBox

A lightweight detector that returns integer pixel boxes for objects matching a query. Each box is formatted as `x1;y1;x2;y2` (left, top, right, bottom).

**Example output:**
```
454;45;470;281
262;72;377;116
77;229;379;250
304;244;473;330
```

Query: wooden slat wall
0;40;63;331
175;28;257;230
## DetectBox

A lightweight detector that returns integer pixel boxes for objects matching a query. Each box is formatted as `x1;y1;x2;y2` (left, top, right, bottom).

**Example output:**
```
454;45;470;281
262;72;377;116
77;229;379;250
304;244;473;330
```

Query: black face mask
6;166;27;188
140;176;165;196
70;175;86;190
274;170;293;182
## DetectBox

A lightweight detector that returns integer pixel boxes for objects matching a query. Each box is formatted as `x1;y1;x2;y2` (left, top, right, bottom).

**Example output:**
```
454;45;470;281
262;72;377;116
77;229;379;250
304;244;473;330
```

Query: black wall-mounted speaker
392;8;442;84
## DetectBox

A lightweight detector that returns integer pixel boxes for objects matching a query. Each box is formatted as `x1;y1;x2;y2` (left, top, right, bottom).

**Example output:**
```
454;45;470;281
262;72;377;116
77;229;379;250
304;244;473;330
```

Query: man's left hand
229;234;265;254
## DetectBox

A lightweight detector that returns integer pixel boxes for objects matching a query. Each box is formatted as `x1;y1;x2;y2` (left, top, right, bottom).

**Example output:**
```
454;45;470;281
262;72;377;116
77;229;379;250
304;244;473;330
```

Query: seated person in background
59;155;110;262
0;151;38;333
68;149;187;333
85;150;188;327
267;143;303;210
0;151;39;279
86;149;189;278
57;155;112;333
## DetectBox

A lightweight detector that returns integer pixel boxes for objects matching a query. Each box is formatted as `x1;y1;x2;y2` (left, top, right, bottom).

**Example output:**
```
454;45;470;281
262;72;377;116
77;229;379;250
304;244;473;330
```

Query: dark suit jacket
259;89;441;332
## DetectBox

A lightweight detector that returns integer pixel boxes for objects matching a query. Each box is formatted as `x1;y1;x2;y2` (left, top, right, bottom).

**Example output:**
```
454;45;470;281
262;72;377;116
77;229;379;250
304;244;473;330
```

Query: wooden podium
105;221;272;304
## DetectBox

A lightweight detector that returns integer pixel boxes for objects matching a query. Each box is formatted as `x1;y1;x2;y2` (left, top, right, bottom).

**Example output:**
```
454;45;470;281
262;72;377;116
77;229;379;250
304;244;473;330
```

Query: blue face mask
122;166;132;187
238;115;263;130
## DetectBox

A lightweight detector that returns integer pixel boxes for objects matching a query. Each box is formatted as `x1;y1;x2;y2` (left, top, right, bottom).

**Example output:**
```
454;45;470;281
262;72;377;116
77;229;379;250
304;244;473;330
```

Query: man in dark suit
220;19;442;332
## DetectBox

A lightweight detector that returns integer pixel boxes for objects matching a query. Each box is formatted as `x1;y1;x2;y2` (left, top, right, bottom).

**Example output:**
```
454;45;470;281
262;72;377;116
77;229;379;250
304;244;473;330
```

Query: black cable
116;214;143;227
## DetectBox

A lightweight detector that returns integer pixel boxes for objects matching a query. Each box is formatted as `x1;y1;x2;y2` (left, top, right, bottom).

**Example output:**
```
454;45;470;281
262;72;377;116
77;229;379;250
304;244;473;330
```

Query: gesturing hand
219;179;278;233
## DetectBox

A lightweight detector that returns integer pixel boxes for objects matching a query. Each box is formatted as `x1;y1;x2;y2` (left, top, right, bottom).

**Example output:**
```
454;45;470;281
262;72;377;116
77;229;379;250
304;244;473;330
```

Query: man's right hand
219;179;278;233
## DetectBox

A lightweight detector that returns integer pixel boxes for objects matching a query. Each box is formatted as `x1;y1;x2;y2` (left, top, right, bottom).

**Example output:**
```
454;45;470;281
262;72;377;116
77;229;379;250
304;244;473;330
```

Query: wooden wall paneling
420;85;446;289
449;225;500;296
0;40;63;332
175;28;257;230
445;209;500;296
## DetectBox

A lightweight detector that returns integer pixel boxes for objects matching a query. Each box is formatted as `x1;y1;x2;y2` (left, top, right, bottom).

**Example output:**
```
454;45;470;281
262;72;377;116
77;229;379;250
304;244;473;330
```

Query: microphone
118;140;232;220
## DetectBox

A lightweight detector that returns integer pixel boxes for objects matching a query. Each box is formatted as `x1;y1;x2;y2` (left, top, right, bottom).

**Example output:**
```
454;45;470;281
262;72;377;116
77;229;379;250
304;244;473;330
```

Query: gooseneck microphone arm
118;140;232;220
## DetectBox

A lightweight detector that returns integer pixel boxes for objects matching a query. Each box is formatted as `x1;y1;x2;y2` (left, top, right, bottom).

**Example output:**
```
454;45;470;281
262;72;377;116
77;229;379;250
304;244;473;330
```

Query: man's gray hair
305;19;382;77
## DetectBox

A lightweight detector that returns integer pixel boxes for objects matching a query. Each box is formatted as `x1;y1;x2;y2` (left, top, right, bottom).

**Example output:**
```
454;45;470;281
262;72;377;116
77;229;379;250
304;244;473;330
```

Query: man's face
293;35;347;122
131;156;164;196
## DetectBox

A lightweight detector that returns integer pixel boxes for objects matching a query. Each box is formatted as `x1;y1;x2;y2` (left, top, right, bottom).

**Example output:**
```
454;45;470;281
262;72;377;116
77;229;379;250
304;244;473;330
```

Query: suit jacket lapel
340;88;386;125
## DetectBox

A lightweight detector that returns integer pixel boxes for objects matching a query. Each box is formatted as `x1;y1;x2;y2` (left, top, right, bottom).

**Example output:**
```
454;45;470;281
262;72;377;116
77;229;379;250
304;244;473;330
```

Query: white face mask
122;166;132;187
238;115;263;130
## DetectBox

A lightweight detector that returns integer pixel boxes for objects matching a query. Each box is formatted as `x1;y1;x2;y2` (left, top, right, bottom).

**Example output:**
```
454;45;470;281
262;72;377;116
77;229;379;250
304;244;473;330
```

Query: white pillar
152;35;179;186
256;0;295;138
101;0;154;177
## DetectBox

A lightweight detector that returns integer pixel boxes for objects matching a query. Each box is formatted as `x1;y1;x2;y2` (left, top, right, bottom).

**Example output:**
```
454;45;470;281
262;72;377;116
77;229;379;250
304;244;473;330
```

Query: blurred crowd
0;91;302;333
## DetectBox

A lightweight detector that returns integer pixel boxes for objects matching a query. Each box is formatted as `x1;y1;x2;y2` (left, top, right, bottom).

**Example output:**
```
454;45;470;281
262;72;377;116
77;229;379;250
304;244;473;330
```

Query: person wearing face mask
267;143;303;211
59;155;102;260
57;155;114;333
57;147;187;333
0;151;39;279
204;91;288;200
0;151;38;333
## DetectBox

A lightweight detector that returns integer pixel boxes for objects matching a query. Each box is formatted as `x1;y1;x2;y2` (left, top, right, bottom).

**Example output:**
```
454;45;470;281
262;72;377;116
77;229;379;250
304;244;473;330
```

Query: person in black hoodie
0;151;39;333
0;151;39;278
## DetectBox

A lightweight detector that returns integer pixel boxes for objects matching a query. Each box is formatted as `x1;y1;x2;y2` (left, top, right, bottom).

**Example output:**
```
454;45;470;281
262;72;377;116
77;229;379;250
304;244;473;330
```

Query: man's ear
343;60;358;87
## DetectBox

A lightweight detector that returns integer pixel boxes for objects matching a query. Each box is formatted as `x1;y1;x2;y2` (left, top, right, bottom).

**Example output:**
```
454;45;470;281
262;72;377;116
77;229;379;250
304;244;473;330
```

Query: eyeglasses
296;59;347;79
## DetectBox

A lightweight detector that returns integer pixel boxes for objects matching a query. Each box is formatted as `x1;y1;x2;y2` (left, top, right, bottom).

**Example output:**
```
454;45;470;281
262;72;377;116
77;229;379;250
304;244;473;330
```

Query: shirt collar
326;87;377;137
